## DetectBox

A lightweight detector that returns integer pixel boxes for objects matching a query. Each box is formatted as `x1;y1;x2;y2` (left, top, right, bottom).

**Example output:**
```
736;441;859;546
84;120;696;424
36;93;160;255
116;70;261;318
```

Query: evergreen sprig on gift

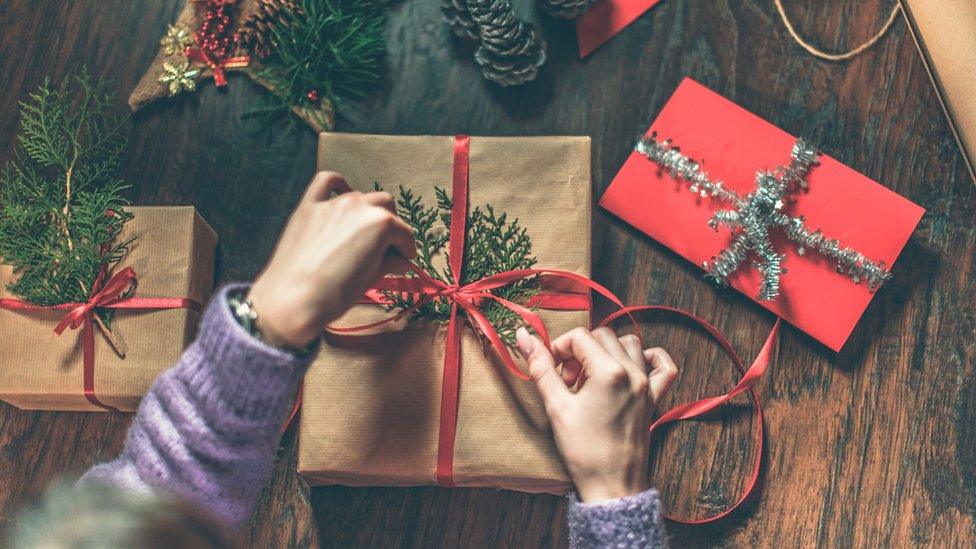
0;71;133;310
249;0;390;121
377;184;539;346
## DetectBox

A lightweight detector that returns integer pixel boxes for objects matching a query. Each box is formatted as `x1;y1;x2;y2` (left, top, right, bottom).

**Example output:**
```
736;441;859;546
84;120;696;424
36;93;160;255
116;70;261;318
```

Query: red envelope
599;78;925;351
576;0;663;58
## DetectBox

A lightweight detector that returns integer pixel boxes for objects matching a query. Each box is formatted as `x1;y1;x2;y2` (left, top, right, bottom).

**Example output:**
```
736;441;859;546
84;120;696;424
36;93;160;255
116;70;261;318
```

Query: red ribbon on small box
0;267;203;411
325;135;781;523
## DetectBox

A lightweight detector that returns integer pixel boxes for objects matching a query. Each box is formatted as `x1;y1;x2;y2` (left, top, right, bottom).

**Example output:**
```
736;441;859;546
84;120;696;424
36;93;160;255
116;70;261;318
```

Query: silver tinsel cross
635;133;891;300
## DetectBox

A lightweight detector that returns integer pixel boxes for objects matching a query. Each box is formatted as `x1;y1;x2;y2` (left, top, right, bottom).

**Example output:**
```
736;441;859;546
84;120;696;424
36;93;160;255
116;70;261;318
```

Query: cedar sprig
376;184;538;346
393;185;449;277
0;70;133;312
253;0;389;114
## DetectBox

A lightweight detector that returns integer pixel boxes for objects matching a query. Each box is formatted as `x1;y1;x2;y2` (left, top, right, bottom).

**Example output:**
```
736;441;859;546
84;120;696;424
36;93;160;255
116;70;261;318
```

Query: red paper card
577;0;663;58
599;78;925;351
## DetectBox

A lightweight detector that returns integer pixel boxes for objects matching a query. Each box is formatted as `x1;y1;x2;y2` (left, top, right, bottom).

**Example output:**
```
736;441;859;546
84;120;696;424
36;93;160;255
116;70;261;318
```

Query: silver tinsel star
635;133;891;301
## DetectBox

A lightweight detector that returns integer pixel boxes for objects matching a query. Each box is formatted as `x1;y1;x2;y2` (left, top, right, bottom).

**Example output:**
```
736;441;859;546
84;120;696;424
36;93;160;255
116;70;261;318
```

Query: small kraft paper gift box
0;206;217;412
298;133;592;493
600;78;925;351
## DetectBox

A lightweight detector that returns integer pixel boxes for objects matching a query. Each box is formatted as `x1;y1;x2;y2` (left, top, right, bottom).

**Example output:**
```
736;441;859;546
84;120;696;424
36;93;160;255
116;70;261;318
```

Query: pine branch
0;70;133;307
376;184;538;346
253;0;390;121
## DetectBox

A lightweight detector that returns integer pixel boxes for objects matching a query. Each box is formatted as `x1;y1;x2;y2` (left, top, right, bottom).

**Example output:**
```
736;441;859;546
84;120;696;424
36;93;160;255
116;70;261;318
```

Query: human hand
247;172;417;350
516;326;679;503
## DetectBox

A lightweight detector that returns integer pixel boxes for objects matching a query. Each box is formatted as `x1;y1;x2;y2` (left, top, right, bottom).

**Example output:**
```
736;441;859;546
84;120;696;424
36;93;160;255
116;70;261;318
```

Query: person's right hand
247;171;417;350
516;326;679;504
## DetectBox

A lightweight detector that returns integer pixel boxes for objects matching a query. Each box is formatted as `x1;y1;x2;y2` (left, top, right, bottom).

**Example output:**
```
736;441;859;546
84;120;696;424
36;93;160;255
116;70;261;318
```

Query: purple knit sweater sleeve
79;284;665;542
80;284;317;527
567;489;668;548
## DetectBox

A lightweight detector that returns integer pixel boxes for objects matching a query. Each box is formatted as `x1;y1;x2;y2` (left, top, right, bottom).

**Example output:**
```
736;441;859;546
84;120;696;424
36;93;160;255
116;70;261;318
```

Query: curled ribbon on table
320;135;780;523
0;267;203;411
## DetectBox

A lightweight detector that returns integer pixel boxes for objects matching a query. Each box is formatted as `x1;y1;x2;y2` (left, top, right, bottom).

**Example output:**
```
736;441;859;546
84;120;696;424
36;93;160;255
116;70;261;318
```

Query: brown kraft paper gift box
298;133;592;493
0;206;217;412
901;0;976;185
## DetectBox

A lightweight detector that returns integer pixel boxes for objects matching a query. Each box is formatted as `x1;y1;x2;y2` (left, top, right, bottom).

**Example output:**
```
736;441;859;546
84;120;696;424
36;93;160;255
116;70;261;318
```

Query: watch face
228;295;258;334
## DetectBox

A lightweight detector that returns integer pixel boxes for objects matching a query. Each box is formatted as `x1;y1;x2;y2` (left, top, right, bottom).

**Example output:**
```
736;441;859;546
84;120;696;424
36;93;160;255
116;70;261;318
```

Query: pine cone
468;0;546;86
442;0;479;39
538;0;597;19
237;0;303;58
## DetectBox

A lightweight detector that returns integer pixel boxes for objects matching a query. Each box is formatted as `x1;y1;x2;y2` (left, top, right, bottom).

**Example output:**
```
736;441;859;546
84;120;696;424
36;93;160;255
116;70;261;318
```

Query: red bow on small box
324;135;780;523
0;267;202;411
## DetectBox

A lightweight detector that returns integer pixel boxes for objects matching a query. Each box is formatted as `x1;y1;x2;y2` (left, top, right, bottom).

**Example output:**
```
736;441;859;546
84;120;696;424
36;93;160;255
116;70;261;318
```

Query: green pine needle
0;70;133;307
376;184;539;346
256;0;389;115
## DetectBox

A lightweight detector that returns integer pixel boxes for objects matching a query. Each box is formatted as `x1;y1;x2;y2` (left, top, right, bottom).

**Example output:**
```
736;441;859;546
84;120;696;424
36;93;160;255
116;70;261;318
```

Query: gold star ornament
159;59;200;96
160;24;194;56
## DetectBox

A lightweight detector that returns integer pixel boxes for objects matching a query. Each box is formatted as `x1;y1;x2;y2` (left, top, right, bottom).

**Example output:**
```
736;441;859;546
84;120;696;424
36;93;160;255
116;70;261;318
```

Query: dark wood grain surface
1;1;973;546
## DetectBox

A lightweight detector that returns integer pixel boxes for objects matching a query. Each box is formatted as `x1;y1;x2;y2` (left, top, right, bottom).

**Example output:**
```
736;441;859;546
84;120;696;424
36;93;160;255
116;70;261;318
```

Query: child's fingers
364;191;396;213
618;334;645;370
550;328;618;383
380;213;418;259
379;253;413;276
559;358;582;387
644;347;679;406
517;328;572;409
305;171;351;203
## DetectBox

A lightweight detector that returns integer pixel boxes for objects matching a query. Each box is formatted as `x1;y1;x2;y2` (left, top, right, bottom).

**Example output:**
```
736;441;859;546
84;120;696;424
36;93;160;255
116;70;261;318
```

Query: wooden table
1;1;973;546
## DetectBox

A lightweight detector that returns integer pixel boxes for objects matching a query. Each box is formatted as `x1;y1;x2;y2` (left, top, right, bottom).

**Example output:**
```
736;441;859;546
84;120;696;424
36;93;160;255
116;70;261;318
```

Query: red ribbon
182;0;250;87
185;48;250;88
600;307;780;523
0;267;203;411
327;136;778;523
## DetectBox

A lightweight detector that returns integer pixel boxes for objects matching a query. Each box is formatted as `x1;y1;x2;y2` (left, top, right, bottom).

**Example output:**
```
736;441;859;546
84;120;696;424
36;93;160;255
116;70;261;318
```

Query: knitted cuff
567;489;667;549
182;283;319;419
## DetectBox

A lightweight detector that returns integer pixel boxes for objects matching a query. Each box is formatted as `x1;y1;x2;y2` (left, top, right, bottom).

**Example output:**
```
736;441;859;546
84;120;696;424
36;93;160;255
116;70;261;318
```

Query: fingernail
516;327;534;356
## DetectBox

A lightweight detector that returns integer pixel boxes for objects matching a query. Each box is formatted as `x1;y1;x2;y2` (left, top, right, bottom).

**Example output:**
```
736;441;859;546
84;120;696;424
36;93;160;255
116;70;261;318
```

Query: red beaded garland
194;0;238;63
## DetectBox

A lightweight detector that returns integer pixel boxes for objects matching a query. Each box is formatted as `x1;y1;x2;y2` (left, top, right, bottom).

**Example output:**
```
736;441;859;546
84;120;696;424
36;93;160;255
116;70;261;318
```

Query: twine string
774;0;901;61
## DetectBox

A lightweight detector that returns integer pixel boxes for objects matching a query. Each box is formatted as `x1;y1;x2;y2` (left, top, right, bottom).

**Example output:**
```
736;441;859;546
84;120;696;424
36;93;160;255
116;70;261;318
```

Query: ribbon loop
53;267;138;335
602;306;779;524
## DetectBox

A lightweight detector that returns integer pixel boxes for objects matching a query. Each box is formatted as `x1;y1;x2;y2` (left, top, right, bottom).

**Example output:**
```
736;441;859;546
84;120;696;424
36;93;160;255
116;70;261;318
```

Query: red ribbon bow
0;267;203;411
53;267;137;335
326;136;780;523
185;48;250;88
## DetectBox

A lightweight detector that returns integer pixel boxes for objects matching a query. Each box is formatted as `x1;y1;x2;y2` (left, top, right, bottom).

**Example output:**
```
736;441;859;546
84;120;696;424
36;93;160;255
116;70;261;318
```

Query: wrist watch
227;290;314;356
227;291;262;339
